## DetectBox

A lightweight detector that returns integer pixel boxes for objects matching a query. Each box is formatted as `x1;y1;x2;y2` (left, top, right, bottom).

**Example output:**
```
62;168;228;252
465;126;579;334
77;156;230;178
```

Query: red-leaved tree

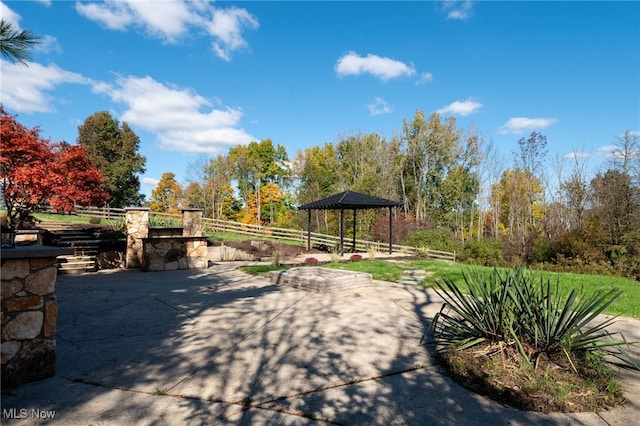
1;108;110;228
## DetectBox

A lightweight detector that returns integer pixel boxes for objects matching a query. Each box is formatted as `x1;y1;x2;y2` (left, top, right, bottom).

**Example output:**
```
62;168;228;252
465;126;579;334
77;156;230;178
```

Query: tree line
2;107;638;279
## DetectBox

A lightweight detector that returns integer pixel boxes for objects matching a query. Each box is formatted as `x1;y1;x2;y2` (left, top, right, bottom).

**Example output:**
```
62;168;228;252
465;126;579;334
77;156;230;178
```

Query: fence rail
54;205;455;262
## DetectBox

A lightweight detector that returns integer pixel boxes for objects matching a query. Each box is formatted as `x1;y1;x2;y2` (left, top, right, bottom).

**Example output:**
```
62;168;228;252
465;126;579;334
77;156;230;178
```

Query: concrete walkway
2;263;639;425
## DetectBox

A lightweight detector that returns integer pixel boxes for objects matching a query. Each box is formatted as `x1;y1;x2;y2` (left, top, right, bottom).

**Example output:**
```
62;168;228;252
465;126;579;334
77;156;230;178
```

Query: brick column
125;207;149;268
182;209;203;237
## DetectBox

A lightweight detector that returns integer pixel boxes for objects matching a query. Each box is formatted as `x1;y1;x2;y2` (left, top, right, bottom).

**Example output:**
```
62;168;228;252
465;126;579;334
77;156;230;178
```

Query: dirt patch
438;342;625;413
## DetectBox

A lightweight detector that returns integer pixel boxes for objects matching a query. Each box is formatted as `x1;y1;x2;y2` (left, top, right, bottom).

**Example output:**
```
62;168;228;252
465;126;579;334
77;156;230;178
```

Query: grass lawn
33;212;92;224
243;259;640;319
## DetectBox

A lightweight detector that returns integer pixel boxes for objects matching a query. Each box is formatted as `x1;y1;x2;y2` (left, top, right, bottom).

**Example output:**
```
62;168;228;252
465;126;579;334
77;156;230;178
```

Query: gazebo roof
298;190;402;210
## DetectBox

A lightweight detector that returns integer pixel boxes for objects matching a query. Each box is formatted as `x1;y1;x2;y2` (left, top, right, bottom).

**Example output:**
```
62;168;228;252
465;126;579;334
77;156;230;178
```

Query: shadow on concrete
2;265;636;425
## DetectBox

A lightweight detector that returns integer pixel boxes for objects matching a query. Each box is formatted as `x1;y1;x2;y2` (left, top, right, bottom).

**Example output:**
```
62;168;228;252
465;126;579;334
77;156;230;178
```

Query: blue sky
1;1;639;198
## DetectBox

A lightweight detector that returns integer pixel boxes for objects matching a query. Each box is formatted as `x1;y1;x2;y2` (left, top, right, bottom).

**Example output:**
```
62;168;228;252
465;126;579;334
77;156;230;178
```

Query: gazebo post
352;209;356;252
388;206;393;254
339;209;344;255
307;209;311;251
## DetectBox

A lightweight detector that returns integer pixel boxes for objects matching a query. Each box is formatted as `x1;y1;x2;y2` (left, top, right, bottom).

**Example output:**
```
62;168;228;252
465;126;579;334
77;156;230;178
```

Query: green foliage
404;228;462;253
459;238;504;266
77;111;146;207
148;214;181;228
101;217;126;232
149;172;182;214
427;267;633;367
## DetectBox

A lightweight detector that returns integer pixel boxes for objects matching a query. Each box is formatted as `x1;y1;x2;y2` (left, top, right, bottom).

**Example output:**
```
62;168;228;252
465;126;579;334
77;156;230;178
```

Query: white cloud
564;151;592;160
368;97;393;116
436;98;482;116
335;52;416;81
74;1;134;31
499;117;558;134
142;176;160;188
206;7;259;62
93;75;254;153
0;60;90;113
0;2;21;27
416;72;433;85
622;130;640;138
34;35;62;54
442;0;474;21
596;145;617;158
74;0;258;61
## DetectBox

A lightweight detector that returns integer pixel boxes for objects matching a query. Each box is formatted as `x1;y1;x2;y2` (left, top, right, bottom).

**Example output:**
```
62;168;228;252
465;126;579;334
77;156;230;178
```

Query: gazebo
298;190;402;254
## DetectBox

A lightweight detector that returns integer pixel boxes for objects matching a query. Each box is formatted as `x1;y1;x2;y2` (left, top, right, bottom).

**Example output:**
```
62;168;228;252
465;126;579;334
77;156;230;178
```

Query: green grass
33;212;92;224
409;260;640;318
243;259;640;319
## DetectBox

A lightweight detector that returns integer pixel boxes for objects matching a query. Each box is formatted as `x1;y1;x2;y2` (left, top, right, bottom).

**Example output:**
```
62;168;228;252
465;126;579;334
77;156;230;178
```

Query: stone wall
142;237;208;272
1;247;71;388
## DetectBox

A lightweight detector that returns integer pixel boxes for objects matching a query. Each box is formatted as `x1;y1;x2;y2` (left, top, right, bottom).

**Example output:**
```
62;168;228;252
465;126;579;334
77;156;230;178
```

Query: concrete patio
2;262;639;425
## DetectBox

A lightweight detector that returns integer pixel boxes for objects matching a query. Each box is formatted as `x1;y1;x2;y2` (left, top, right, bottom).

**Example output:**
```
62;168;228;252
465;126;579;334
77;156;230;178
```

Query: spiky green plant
101;217;126;232
427;267;634;367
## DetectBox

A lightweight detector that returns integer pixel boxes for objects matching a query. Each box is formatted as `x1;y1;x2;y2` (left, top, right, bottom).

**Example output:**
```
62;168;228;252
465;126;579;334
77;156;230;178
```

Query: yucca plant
427;267;633;368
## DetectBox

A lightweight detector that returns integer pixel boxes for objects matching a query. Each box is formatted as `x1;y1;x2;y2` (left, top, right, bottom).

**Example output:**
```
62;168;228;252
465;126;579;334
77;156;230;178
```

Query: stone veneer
270;267;373;293
126;209;208;272
182;208;203;237
125;207;150;268
1;246;72;388
142;237;208;272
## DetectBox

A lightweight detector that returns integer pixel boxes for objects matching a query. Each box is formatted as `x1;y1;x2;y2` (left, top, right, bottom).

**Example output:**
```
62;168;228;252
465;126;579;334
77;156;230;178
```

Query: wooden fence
61;205;456;261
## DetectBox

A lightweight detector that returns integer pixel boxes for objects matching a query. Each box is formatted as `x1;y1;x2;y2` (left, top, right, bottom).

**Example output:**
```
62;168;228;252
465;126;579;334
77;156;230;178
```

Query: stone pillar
182;209;203;237
1;246;72;388
125;207;150;268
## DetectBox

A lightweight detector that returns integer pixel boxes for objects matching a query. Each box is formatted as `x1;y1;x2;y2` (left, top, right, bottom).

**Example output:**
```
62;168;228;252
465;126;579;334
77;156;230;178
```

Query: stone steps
398;269;427;285
35;225;102;274
57;255;98;274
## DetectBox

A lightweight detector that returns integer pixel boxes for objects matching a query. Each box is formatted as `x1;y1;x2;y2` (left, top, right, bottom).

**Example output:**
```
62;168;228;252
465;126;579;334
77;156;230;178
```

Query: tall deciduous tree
229;139;291;224
149;172;182;214
0;108;108;228
491;167;544;260
402;110;460;224
610;130;640;188
206;154;236;220
0;19;40;65
77;111;146;207
514;131;548;232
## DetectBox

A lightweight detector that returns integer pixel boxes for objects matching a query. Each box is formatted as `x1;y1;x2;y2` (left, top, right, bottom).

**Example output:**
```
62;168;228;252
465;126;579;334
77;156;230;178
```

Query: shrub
304;257;319;265
427;267;630;367
404;227;462;253
459;238;504;266
350;254;362;262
